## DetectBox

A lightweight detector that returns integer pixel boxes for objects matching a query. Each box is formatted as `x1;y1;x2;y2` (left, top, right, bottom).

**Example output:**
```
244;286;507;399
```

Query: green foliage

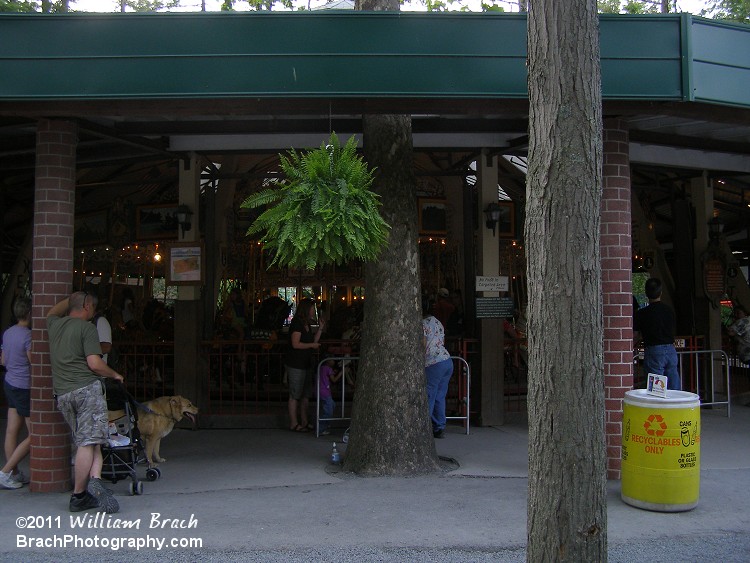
118;0;182;11
0;0;36;11
598;0;621;13
598;0;662;13
481;2;504;12
242;133;390;270
624;0;660;13
632;271;649;307
417;0;502;12
721;301;734;326
702;0;750;23
221;0;294;10
0;0;68;11
423;0;449;11
597;0;748;21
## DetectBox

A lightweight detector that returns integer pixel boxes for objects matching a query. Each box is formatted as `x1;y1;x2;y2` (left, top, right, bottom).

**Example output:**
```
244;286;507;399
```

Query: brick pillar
601;119;633;480
30;119;77;492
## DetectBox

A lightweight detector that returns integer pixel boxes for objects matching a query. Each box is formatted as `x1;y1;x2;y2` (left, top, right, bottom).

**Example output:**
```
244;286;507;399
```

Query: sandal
304;423;314;431
290;424;308;432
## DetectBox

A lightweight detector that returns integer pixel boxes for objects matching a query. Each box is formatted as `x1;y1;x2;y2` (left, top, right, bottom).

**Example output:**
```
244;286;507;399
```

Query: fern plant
241;133;390;270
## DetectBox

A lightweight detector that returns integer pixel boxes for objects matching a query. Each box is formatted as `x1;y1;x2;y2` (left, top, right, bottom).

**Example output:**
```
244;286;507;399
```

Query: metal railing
447;356;471;434
314;356;357;437
114;340;174;400
677;348;731;417
202;339;290;415
108;337;526;423
314;355;471;437
727;351;750;397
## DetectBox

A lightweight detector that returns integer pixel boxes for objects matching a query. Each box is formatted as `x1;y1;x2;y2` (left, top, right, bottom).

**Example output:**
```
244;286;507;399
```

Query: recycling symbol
644;414;667;437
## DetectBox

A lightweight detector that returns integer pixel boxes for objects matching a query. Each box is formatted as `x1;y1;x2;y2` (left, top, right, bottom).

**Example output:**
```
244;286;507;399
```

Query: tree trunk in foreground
343;114;440;475
526;0;607;560
342;0;438;477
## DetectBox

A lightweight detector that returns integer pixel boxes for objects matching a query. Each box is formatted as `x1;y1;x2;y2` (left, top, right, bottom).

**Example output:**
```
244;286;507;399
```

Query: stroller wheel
129;481;144;495
146;468;160;481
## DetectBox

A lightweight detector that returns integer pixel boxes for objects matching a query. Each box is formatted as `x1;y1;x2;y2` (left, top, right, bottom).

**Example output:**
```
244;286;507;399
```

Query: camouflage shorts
56;380;108;447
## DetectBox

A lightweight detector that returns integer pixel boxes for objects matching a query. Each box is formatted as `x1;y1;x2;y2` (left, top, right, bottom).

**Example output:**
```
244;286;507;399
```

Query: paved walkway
1;403;749;561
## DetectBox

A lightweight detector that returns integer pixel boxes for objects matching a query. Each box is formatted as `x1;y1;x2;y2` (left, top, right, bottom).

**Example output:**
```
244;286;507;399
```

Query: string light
418;237;447;244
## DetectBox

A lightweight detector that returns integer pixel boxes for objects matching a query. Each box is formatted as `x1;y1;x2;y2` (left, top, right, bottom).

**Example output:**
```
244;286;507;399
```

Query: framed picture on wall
74;210;108;246
136;203;179;240
166;242;204;285
418;198;447;234
497;201;515;238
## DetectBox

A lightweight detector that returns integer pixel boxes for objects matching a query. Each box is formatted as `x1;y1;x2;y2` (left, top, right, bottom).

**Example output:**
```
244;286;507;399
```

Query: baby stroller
101;380;161;495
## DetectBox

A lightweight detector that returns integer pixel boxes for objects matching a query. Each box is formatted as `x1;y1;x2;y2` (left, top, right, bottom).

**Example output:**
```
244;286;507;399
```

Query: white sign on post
475;276;509;292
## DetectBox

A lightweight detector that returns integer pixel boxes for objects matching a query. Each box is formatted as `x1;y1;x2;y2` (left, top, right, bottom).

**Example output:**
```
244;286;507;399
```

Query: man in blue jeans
634;277;680;391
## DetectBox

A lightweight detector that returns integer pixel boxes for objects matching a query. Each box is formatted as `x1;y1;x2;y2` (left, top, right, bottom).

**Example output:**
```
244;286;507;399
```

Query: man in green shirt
47;291;125;513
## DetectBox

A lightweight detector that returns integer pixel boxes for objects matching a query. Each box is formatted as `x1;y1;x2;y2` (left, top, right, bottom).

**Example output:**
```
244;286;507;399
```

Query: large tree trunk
343;0;438;476
526;0;607;561
343;115;440;475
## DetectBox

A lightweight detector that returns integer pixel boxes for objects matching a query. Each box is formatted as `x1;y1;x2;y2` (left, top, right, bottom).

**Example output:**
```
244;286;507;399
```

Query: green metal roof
0;12;748;107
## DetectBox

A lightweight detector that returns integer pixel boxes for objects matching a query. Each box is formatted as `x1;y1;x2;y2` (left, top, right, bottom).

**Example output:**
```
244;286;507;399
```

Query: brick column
601;119;633;480
30;119;77;492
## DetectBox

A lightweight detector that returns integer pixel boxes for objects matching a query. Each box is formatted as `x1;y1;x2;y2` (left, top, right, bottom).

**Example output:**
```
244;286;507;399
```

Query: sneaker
320;429;331;436
0;470;23;489
69;492;100;512
87;478;119;514
433;429;445;439
10;470;29;484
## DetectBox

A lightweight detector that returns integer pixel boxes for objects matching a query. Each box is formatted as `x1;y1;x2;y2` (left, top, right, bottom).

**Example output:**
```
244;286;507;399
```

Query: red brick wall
602;119;634;480
30;119;77;492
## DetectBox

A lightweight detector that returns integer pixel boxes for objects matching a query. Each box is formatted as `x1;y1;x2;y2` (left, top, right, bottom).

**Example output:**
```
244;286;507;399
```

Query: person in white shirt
94;303;112;365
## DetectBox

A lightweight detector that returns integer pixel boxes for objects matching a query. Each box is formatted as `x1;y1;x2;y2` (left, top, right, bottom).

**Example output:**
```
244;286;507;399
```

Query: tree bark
526;0;607;561
343;115;440;475
343;0;438;477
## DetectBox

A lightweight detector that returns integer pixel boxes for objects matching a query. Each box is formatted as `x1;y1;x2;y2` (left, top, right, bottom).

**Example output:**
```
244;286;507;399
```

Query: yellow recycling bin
621;389;700;512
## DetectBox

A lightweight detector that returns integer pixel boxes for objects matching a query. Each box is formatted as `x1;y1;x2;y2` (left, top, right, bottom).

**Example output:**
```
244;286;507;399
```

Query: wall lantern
484;202;502;236
177;205;193;237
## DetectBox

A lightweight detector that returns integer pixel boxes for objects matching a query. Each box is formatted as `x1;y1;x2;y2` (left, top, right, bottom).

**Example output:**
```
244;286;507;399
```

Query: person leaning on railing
633;277;680;391
284;298;324;432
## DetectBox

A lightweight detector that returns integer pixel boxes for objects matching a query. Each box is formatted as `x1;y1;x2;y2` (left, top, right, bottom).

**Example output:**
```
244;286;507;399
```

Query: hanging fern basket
241;133;390;270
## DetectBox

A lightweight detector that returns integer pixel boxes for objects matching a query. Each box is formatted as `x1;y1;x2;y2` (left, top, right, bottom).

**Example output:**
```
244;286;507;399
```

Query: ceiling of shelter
2;99;750;275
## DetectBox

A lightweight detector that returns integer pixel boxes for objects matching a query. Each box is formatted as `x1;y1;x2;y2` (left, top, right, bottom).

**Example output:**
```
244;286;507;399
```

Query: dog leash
113;381;186;424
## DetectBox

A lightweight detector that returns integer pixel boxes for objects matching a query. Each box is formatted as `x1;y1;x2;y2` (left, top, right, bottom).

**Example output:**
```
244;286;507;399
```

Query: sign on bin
621;389;700;512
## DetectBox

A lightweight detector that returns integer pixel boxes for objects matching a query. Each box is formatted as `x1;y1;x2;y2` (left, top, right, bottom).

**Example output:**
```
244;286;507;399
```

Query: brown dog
137;395;198;467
